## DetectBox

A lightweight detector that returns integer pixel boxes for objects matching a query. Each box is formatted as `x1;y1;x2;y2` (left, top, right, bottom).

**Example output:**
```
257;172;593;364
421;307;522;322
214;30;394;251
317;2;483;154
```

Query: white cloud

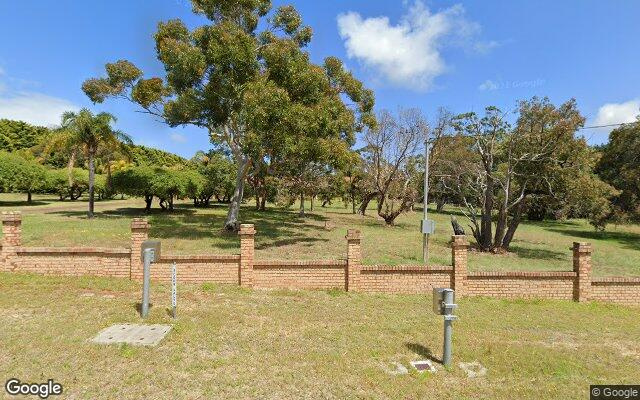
169;132;187;143
478;79;498;91
594;99;639;127
337;1;493;91
0;92;78;127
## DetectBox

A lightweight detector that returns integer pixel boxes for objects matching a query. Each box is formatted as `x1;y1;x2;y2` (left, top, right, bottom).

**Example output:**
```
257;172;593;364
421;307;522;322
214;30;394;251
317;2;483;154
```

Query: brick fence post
572;242;592;302
239;224;255;288
1;211;22;270
130;218;149;280
451;235;468;296
346;229;362;292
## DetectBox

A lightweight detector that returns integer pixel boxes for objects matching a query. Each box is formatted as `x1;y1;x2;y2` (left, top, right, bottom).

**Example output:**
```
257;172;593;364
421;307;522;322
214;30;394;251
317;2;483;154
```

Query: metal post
171;262;177;319
423;139;430;263
141;248;153;318
442;289;456;367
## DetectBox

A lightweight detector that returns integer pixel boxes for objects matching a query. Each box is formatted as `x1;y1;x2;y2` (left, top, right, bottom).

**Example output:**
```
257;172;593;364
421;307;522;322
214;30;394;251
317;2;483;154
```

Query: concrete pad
382;362;409;375
91;324;171;347
459;361;487;378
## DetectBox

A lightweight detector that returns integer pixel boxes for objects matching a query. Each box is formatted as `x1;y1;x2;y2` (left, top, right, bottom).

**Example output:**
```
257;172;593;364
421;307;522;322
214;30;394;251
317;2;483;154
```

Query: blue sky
1;0;639;158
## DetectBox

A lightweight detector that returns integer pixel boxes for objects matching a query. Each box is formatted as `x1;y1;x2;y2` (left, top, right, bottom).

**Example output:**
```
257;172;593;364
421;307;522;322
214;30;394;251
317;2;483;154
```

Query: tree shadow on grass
0;200;50;207
47;203;333;252
544;227;640;252
508;245;568;261
405;342;442;364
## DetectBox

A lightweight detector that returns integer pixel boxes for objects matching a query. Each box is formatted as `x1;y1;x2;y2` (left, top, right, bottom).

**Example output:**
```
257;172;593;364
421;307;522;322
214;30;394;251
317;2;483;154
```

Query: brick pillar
1;211;22;269
130;218;149;280
572;242;592;302
346;229;362;292
239;224;255;288
451;235;468;296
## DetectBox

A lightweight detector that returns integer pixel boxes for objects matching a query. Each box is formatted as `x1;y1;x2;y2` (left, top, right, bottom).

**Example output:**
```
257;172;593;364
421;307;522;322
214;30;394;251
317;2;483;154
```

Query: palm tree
55;109;132;218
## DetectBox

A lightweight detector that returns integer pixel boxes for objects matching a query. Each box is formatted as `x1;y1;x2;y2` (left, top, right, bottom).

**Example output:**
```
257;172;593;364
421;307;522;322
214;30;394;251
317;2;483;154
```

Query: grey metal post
442;289;456;366
171;262;177;319
141;248;153;318
423;139;430;263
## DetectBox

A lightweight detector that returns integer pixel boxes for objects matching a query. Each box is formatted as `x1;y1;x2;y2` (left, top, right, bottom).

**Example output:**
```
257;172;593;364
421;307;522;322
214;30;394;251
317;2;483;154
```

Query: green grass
1;273;638;399
1;193;640;276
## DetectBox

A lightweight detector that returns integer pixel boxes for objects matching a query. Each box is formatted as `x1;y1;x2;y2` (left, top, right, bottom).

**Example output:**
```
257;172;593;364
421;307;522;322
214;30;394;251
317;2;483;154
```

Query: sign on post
171;262;177;319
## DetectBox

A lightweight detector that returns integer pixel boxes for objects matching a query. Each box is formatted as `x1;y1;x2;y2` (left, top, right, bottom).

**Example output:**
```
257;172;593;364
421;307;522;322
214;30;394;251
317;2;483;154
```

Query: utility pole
423;138;430;264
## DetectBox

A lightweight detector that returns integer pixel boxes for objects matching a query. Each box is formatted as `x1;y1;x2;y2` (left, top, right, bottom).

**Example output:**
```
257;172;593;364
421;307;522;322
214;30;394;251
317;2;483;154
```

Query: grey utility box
421;219;435;234
433;288;454;315
141;240;161;262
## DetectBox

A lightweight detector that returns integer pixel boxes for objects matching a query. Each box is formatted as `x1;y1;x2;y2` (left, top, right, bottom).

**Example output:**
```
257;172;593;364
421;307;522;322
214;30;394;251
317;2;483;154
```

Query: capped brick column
130;218;149;280
346;229;362;292
572;242;592;302
451;235;468;296
239;224;255;288
1;211;22;269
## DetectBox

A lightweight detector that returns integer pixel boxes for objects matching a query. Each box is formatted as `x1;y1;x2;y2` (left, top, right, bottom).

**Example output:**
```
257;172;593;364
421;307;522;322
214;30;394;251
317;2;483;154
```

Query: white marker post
171;262;177;319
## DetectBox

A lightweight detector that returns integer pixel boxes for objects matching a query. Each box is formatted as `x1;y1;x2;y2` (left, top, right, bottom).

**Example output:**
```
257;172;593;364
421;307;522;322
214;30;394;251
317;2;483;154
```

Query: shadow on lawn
50;203;331;251
405;342;442;364
508;245;567;261
544;227;640;252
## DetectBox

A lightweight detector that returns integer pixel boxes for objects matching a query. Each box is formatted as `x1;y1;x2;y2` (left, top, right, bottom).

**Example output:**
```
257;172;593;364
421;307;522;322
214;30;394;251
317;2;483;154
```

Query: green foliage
0;151;47;198
596;120;640;221
126;145;187;167
44;168;90;200
0;119;50;152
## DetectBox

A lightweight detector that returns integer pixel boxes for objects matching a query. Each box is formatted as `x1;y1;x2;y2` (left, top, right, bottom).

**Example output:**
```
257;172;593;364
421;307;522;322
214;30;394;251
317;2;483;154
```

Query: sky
1;0;639;158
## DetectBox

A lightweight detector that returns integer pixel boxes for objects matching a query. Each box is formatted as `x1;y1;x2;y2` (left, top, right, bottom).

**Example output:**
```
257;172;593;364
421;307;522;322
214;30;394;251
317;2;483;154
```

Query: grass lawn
1;273;638;399
1;193;640;276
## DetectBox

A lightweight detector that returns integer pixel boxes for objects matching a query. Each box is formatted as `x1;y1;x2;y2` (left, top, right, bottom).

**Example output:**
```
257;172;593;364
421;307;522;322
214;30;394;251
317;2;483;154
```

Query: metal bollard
141;248;153;318
433;288;457;367
442;289;457;366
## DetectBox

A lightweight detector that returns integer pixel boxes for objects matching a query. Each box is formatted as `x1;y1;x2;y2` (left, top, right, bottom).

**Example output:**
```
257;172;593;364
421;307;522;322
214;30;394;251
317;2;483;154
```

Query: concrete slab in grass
92;323;171;347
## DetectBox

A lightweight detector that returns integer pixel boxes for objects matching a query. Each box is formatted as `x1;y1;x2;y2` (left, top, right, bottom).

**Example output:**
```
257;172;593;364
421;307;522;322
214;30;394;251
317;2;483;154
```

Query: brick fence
1;211;639;305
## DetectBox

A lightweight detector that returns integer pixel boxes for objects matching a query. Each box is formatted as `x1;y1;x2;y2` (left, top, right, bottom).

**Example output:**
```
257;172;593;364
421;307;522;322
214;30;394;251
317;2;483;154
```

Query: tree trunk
310;195;314;212
27;192;32;203
436;198;446;212
144;195;153;211
260;196;266;211
168;195;174;211
479;177;494;250
67;149;77;187
88;149;95;219
493;203;508;250
299;192;305;217
501;202;525;250
224;156;250;231
359;192;376;215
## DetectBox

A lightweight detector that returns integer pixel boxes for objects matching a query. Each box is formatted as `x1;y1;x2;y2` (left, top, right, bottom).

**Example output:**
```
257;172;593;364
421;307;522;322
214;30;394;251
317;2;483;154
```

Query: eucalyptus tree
53;109;132;218
82;0;375;230
448;97;612;251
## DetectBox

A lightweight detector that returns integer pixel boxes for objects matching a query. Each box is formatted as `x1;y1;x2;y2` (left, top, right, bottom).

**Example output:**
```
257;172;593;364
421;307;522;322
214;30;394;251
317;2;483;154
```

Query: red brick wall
1;213;639;306
9;247;131;278
358;265;453;293
466;271;576;300
152;255;241;284
591;277;640;305
253;260;347;290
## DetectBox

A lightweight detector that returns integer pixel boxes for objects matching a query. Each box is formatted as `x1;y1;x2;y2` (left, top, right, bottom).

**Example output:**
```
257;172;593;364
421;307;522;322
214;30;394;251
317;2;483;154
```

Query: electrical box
141;240;161;262
421;219;435;234
433;288;454;315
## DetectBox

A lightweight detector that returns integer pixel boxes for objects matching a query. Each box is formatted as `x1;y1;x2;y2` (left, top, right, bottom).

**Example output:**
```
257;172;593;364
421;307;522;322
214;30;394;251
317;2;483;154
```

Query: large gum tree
83;0;375;230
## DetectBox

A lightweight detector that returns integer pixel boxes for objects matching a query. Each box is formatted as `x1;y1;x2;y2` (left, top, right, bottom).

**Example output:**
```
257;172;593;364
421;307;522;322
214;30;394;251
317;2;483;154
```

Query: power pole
423;139;430;264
